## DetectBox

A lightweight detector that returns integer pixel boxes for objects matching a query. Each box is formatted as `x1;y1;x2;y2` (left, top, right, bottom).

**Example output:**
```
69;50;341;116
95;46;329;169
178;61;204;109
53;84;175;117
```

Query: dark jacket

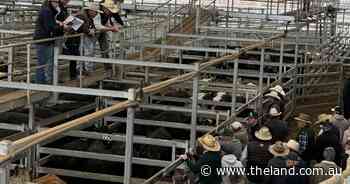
66;10;96;45
314;124;344;166
285;151;309;184
246;140;273;183
265;156;289;184
34;1;63;44
266;119;289;142
185;151;222;184
296;126;315;162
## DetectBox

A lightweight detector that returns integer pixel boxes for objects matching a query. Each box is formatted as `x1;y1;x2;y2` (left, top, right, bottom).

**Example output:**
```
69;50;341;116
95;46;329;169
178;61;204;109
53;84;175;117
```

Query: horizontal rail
0;81;129;98
59;55;196;70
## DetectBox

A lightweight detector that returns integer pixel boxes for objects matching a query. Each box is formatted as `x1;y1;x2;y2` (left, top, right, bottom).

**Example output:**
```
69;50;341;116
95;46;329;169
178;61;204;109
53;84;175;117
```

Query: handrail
0;33;83;49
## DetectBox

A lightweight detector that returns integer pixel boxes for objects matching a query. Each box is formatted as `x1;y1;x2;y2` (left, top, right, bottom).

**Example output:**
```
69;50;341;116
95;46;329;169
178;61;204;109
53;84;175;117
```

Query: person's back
246;140;273;183
219;136;242;159
34;1;62;43
333;114;350;141
186;151;222;184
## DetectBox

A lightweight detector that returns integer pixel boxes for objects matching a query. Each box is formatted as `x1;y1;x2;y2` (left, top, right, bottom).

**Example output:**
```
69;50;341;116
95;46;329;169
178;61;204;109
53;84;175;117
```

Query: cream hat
198;134;221;152
269;107;282;117
254;126;272;141
83;3;103;13
287;140;300;153
269;141;290;156
269;85;286;97
294;113;313;124
315;114;334;125
230;121;242;130
101;0;120;13
265;91;281;100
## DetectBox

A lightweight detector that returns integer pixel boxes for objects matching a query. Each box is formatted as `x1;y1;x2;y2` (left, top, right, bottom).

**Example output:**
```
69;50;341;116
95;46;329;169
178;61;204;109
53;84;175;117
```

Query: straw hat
198;134;221;152
269;141;290;156
294;113;312;124
254;126;272;141
315;114;334;124
269;107;282;117
287;140;300;153
83;2;103;13
101;0;120;13
264;91;281;100
269;85;286;97
230;121;242;131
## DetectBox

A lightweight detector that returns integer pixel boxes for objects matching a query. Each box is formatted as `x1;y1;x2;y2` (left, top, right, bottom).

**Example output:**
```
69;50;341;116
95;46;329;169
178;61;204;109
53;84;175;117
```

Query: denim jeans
77;36;96;72
36;44;54;84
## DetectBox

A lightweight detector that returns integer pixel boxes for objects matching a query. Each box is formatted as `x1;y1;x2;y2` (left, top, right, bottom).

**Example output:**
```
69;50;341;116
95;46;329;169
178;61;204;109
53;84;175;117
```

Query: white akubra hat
265;91;281;100
269;107;282;117
287;139;300;153
230;121;242;130
269;85;286;97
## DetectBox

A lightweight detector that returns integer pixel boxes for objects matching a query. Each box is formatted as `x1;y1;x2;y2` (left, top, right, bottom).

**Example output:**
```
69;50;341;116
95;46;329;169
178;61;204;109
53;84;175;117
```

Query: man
265;141;290;184
332;106;350;142
217;128;242;159
314;114;344;166
295;113;315;163
34;0;70;84
230;121;248;147
246;126;273;183
262;85;286;124
75;3;103;75
180;134;222;184
266;118;289;142
310;147;342;184
96;0;124;75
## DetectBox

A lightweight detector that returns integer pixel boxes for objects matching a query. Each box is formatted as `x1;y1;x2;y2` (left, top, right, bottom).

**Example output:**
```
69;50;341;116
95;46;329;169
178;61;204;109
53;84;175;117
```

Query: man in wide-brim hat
265;141;291;184
294;113;315;163
262;85;287;123
314;114;343;166
246;127;273;183
180;134;222;184
94;0;124;76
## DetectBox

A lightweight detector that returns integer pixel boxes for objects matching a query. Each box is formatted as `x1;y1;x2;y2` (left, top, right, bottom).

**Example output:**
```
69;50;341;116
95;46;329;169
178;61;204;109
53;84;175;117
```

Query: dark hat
331;106;342;114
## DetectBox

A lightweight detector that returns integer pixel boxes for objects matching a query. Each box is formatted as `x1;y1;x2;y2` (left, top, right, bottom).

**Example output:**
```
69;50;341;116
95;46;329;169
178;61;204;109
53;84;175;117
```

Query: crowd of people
179;85;350;184
33;0;124;84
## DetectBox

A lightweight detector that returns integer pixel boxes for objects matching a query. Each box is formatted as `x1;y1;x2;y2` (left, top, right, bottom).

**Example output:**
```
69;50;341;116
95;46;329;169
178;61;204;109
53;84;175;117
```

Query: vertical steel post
52;46;60;103
195;5;200;34
7;47;13;82
259;48;265;93
231;57;239;113
279;38;285;80
258;48;265;121
0;165;9;184
124;88;136;184
190;63;199;148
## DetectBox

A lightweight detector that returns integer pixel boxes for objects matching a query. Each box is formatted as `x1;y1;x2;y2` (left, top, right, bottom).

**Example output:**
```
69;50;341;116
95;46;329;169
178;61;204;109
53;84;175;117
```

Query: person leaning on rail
75;3;103;77
96;0;124;77
33;0;72;84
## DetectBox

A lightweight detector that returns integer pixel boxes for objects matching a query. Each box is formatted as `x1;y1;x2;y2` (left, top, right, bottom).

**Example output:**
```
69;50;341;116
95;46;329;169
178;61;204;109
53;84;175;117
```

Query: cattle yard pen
0;0;349;184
